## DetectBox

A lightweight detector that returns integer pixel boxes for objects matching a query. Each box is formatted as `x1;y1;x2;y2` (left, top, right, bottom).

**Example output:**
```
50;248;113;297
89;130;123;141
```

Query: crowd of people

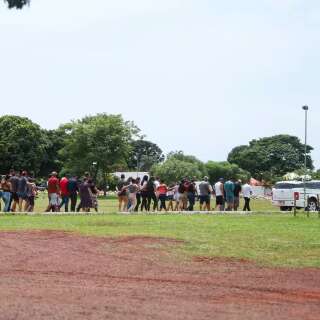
116;175;254;213
0;170;99;213
0;170;254;213
0;170;37;213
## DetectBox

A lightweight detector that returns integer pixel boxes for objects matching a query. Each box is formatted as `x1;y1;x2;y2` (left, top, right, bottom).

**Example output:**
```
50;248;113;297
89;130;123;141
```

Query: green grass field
1;194;319;268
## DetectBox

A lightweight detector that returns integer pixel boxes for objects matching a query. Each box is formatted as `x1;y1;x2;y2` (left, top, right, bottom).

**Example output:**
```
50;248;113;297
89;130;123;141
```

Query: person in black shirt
233;180;242;211
146;176;157;212
9;170;19;212
68;176;79;212
187;179;197;211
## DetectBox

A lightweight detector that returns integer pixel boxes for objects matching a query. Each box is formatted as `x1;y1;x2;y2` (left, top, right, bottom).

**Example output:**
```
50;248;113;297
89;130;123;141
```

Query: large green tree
151;158;202;184
228;135;313;181
4;0;29;9
39;127;69;177
59;114;139;177
127;139;164;171
205;161;250;184
167;151;208;177
0;115;48;175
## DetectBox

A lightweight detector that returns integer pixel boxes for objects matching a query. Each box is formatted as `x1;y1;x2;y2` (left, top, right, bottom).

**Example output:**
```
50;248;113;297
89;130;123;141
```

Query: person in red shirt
157;180;168;212
45;172;60;212
59;174;70;212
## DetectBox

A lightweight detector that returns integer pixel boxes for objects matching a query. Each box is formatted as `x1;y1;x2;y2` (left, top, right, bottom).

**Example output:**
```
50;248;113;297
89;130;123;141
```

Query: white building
113;172;149;181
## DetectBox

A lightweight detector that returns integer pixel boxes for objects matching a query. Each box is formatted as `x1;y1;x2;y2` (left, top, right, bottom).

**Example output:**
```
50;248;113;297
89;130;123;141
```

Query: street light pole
302;105;309;212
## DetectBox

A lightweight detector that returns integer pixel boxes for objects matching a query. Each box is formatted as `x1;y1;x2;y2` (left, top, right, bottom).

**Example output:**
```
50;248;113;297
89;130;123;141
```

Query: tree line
0;114;316;190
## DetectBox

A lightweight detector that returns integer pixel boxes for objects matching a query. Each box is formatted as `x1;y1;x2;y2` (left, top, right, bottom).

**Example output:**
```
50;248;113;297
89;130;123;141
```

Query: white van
272;181;320;211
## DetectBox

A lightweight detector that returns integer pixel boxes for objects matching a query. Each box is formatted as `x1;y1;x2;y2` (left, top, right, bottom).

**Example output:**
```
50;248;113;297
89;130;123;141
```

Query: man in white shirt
214;178;225;211
242;181;253;211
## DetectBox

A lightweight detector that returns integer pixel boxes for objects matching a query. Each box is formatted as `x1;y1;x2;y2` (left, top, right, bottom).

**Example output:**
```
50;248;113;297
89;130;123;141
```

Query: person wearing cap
199;176;213;211
214;178;225;211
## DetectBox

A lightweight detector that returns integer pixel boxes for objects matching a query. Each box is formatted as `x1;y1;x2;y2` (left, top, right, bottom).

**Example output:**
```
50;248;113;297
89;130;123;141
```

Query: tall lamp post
302;105;309;212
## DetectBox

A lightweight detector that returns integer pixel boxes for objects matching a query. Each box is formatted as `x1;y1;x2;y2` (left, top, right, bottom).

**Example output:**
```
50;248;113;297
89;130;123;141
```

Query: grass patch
0;213;319;268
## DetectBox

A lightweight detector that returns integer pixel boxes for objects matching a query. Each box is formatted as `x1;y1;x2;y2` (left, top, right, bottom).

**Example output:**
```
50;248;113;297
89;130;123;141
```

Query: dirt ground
0;231;319;320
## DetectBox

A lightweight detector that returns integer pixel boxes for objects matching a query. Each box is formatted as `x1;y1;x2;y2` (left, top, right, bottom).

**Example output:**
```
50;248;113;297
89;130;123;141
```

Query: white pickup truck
272;180;320;211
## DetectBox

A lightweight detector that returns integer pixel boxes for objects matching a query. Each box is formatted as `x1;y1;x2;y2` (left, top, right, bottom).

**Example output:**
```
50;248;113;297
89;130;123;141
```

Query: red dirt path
0;231;319;320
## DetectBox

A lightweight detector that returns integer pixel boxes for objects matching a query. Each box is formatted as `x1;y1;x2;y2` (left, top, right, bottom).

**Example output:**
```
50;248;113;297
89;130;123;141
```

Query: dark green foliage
228;135;313;181
167;151;208;177
4;0;30;9
0;115;47;175
151;158;203;184
205;161;251;184
39;128;68;177
59;113;139;176
127;140;164;171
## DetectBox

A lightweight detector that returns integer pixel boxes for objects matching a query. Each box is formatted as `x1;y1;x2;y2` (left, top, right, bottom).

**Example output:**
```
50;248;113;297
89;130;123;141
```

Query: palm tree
4;0;30;9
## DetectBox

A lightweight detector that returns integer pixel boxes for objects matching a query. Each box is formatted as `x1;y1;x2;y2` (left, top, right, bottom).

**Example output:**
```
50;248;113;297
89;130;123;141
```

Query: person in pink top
59;174;70;212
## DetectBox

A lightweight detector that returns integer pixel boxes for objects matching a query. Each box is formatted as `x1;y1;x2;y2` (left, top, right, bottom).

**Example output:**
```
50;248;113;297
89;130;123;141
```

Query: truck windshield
274;183;301;189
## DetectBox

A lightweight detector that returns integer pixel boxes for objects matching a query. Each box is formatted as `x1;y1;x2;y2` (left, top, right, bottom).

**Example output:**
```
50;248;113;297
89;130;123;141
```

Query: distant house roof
250;178;263;186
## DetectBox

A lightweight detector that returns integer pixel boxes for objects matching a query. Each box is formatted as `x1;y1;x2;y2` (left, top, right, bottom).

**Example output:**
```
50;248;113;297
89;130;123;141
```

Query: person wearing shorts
46;172;60;212
127;178;139;213
178;179;188;211
173;182;180;211
166;185;175;212
116;174;128;212
224;179;235;211
215;178;225;211
26;178;37;212
1;175;12;213
199;176;212;211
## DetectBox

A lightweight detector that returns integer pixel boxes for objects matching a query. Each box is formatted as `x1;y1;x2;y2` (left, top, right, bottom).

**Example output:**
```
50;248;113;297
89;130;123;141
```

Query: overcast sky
0;0;319;168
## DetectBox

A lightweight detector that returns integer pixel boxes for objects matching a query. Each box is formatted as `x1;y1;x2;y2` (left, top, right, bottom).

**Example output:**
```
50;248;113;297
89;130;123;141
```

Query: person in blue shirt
224;179;235;211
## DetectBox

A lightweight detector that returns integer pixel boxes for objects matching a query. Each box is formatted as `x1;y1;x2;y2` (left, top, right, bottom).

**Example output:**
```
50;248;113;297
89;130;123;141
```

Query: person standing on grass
1;175;12;213
135;177;141;212
17;171;29;212
68;175;79;212
233;180;242;211
127;178;139;213
166;184;175;212
26;178;37;212
9;170;19;212
215;178;225;211
59;174;70;212
78;178;93;213
140;175;149;212
187;179;197;211
199;176;212;211
46;172;60;212
88;179;99;212
146;176;158;212
154;177;161;210
242;181;253;211
173;182;180;211
157;179;168;212
224;178;235;211
116;174;128;212
178;179;188;211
